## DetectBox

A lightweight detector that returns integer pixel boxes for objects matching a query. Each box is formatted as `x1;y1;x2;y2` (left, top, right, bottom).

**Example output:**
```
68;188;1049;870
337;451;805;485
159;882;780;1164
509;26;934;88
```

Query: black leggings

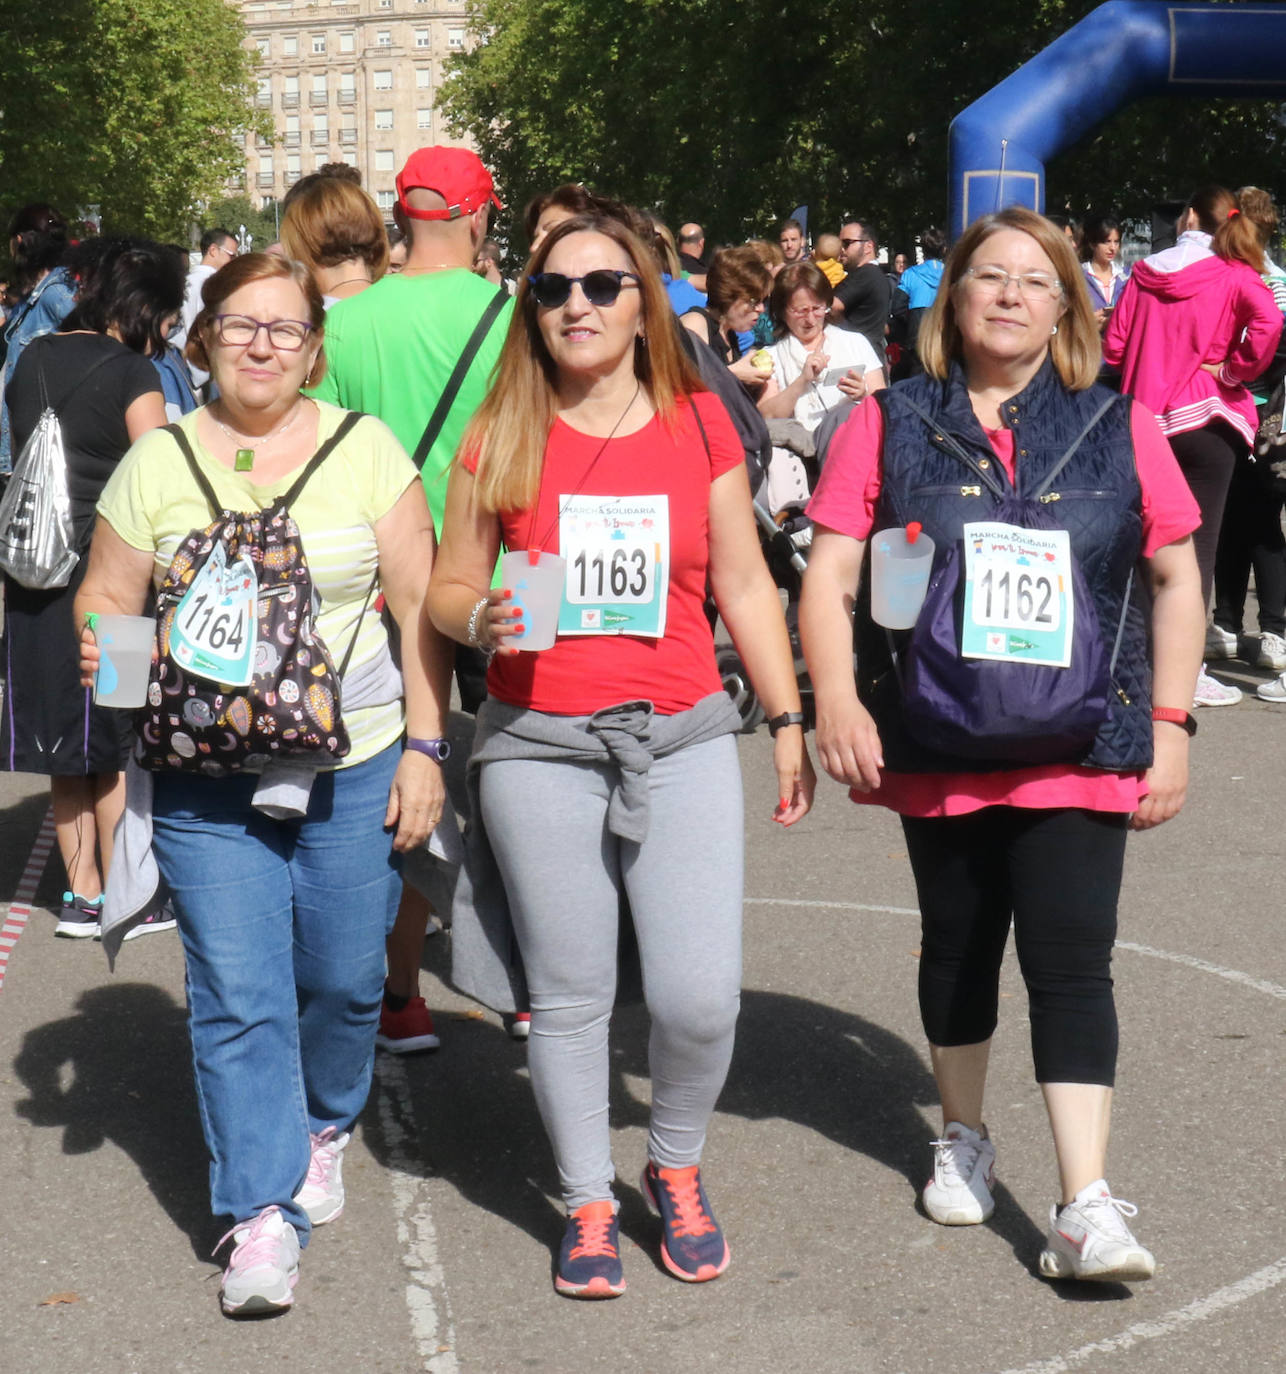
1213;451;1286;638
1168;421;1245;610
901;807;1129;1087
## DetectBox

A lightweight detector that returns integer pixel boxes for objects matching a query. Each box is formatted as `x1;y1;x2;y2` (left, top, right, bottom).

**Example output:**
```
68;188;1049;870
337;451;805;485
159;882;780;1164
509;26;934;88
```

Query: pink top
807;397;1202;817
1102;240;1282;448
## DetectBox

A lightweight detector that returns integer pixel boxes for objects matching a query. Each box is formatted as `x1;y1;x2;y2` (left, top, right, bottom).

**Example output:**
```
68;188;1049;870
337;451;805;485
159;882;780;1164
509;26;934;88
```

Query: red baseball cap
395;146;502;221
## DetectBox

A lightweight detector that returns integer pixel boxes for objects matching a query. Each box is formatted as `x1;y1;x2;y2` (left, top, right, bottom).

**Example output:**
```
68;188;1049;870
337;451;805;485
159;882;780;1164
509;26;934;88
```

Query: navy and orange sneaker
555;1200;626;1299
640;1162;730;1283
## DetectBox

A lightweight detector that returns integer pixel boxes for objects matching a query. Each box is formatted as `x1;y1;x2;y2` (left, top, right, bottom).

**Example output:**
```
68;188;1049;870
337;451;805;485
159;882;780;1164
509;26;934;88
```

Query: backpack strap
33;340;124;419
900;396;1005;498
1027;394;1122;500
411;284;509;470
162;422;224;518
691;396;712;459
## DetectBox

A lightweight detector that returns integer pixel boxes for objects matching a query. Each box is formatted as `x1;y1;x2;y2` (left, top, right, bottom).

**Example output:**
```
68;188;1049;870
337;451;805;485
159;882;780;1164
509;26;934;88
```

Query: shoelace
568;1208;617;1261
654;1166;716;1238
213;1205;284;1268
1077;1192;1139;1241
930;1135;981;1187
305;1127;341;1189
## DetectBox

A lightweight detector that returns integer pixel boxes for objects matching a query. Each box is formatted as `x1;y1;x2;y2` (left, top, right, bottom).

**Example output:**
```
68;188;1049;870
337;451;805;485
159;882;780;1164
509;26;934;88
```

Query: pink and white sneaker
216;1205;300;1316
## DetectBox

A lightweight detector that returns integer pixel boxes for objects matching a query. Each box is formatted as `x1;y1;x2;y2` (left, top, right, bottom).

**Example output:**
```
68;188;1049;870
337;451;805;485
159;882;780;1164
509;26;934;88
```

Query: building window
256;77;271;107
256;37;270;58
378;0;391;8
374;109;394;130
343;152;358;167
285;114;300;147
377;190;395;212
416;66;431;87
415;29;429;48
376;30;391;47
258;154;274;176
312;34;326;54
448;27;465;49
340;32;355;54
314;153;328;170
283;35;298;56
287;153;302;178
417;107;432;129
373;69;393;90
375;150;394;172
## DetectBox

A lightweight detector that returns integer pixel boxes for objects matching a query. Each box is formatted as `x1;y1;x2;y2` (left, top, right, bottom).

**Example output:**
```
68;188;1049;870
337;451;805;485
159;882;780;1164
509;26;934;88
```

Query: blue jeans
151;745;402;1240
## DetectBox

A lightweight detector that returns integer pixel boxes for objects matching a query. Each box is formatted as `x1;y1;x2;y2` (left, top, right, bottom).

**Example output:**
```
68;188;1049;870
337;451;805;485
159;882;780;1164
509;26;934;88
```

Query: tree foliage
439;0;1285;254
0;0;267;240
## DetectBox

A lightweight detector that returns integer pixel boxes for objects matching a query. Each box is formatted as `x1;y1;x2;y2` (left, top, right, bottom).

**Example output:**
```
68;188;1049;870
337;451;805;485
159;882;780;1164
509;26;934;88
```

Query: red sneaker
375;996;440;1053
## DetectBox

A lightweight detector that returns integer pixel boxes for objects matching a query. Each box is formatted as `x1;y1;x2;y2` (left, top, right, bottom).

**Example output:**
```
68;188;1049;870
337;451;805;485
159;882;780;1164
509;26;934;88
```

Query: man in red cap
311;145;512;1054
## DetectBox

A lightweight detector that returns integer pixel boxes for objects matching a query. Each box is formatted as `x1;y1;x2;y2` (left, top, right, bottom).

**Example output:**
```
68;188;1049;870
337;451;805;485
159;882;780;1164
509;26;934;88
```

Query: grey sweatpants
478;733;743;1211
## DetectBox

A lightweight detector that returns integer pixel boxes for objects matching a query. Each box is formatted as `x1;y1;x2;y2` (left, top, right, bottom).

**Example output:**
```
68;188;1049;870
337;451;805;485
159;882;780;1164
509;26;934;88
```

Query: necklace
326;275;371;291
212;399;307;472
400;264;467;275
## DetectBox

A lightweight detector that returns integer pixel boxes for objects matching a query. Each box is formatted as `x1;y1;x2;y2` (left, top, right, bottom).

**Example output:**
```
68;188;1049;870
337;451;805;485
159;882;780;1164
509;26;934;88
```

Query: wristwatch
1150;707;1197;737
767;711;807;737
405;736;453;762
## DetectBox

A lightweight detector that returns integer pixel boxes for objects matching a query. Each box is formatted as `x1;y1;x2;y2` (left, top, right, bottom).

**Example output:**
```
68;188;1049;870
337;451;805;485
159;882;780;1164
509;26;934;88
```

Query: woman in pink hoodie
1103;186;1281;707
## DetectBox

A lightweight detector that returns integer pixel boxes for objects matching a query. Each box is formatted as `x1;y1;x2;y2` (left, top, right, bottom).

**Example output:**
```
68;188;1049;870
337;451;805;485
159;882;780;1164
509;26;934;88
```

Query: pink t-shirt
806;397;1202;817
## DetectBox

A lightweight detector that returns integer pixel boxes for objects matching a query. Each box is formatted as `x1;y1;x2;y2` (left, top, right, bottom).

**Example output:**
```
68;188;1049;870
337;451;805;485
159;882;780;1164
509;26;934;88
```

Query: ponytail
1213;193;1266;274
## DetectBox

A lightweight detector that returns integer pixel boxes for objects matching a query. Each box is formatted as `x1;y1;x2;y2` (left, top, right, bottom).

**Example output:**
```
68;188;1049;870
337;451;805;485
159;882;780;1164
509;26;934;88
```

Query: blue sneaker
554;1200;625;1299
641;1162;730;1283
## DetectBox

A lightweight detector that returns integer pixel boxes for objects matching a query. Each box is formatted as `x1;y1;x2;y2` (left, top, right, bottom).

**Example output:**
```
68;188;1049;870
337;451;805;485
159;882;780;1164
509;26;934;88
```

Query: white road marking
1115;940;1286;1001
743;897;919;915
373;1054;459;1373
0;806;55;993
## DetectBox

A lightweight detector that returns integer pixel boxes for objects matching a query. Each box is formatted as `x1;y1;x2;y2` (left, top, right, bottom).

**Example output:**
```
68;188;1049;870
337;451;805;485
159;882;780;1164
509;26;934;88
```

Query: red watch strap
1151;706;1197;735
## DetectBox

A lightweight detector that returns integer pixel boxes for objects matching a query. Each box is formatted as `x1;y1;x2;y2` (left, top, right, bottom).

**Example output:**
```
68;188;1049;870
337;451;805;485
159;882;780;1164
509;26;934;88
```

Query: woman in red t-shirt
428;212;814;1299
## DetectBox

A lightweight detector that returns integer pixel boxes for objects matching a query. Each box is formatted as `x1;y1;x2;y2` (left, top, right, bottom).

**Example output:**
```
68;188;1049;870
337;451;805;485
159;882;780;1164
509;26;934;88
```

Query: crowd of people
1;149;1280;1317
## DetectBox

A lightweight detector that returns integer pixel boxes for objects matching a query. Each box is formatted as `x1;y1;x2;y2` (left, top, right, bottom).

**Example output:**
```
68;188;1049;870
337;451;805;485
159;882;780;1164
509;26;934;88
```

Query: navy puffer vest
857;360;1154;774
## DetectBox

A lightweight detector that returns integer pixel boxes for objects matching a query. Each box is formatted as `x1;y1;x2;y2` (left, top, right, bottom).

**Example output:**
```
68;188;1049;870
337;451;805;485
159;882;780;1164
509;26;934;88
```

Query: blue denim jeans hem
151;744;402;1241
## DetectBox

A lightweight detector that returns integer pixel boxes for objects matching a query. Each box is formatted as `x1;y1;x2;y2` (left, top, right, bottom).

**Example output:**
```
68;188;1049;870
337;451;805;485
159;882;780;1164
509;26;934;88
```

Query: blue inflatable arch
949;1;1286;240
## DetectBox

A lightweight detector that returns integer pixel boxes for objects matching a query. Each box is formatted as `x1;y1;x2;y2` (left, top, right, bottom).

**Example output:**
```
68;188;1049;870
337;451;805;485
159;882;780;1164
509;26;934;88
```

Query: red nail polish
779;797;789;809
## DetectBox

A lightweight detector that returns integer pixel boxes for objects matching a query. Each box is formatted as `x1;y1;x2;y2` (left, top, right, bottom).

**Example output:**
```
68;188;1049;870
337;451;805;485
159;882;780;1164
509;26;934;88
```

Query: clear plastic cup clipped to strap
92;614;155;708
499;548;567;651
869;522;935;630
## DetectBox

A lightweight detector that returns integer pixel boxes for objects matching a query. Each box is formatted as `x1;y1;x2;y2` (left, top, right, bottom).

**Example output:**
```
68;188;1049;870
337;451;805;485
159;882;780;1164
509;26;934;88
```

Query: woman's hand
476;588;527;656
772;728;816;826
1199;361;1225;378
814;696;884;792
1131;726;1189;830
78;624;101;689
801;349;830;383
729;352;771;388
836;368;867;403
384;748;447;852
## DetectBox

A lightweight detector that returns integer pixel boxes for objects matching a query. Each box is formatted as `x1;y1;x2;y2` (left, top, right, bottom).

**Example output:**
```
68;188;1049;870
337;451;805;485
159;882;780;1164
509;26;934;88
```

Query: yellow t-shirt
97;401;419;767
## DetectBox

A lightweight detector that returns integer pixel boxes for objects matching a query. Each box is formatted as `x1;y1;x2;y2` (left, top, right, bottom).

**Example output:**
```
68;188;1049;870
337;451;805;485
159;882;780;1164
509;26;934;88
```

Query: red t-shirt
806;396;1202;817
478;391;744;715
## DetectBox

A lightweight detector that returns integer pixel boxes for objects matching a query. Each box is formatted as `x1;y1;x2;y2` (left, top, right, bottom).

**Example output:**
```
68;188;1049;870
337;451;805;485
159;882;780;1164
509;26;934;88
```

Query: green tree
209;196;281;253
0;0;267;240
439;0;1285;254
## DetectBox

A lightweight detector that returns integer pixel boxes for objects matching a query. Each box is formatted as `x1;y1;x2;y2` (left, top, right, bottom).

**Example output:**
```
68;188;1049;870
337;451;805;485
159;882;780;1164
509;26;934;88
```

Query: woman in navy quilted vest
800;208;1204;1284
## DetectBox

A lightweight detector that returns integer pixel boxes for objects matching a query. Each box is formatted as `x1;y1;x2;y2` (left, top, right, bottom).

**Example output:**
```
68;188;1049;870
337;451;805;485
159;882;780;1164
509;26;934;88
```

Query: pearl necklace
212;399;307;472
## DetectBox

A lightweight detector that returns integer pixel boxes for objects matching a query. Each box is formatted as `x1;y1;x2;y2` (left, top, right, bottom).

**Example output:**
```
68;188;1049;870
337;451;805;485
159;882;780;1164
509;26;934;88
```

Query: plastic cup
500;549;567;652
869;525;936;629
93;614;155;707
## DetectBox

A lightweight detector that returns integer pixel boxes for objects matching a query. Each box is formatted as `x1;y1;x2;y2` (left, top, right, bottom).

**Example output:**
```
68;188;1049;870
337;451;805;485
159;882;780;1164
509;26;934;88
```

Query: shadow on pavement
12;982;213;1259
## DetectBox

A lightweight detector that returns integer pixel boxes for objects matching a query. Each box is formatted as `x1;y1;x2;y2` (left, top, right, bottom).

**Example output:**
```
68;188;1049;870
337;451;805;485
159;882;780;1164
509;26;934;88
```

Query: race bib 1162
960;521;1073;668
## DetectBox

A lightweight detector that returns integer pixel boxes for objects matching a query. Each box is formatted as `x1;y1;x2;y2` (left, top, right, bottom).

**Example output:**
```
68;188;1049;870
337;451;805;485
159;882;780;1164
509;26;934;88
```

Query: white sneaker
1193;665;1242;707
923;1121;996;1225
1038;1179;1155;1282
1204;623;1238;660
1254;632;1286;672
1257;672;1286;702
294;1127;349;1225
217;1206;300;1316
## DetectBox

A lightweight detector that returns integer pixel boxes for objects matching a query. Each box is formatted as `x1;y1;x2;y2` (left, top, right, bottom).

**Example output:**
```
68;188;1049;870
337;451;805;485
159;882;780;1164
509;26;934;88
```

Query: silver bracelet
465;596;490;649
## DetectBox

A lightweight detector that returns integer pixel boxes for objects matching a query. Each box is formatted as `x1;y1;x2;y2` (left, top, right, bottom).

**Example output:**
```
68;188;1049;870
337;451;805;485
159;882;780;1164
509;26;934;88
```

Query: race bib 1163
557;494;670;637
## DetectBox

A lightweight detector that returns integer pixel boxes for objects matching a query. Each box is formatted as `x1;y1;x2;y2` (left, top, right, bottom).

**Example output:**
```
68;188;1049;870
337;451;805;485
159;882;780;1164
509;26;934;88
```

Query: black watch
767;711;807;737
405;736;452;762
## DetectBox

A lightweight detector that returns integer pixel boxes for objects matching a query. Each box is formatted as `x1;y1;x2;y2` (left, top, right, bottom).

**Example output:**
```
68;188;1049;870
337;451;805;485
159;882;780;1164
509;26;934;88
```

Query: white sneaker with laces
1257;672;1286;702
1193;665;1242;708
1255;632;1286;672
294;1127;350;1225
1205;623;1238;660
1038;1179;1155;1282
923;1121;996;1225
217;1206;300;1316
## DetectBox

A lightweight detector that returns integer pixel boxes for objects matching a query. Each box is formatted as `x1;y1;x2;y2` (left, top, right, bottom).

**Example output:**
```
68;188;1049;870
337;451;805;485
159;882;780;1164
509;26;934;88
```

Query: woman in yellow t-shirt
75;253;453;1318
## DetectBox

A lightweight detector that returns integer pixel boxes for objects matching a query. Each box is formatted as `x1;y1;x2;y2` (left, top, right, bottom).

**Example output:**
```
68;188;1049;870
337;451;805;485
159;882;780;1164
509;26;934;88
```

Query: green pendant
234;448;254;472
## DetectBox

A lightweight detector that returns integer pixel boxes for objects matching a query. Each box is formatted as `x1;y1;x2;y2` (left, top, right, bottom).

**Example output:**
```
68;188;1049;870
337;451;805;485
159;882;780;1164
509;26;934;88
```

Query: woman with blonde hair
802;207;1205;1283
1104;185;1282;706
280;177;390;306
428;211;812;1298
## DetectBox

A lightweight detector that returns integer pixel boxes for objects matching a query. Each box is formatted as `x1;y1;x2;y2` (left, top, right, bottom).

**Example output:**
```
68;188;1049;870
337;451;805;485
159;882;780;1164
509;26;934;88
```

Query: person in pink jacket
1103;185;1282;707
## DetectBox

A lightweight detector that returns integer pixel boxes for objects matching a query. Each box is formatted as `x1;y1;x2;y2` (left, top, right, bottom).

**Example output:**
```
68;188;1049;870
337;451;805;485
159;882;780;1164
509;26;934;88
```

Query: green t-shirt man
309;269;512;538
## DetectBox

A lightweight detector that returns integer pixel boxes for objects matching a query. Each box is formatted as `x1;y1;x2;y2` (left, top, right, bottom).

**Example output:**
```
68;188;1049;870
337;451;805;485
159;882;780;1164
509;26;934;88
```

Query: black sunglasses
527;270;641;308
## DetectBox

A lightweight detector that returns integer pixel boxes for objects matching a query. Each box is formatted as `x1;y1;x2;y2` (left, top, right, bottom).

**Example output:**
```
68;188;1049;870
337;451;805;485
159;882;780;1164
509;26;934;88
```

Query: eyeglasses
215;242;237;259
962;266;1063;301
212;314;315;351
786;304;828;317
527;270;640;308
839;237;870;250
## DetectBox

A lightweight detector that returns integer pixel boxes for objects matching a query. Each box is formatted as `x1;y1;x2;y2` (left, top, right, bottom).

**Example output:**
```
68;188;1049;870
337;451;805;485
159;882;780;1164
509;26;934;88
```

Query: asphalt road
2;661;1284;1374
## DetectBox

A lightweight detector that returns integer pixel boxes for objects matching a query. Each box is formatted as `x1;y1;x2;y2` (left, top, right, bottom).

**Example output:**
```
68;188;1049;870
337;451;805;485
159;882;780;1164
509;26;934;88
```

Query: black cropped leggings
901;806;1129;1087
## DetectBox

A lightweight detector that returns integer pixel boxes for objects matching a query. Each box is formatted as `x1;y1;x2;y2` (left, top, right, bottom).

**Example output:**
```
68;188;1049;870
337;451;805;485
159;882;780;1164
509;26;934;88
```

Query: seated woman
75;252;453;1317
679;245;773;391
428;212;813;1298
